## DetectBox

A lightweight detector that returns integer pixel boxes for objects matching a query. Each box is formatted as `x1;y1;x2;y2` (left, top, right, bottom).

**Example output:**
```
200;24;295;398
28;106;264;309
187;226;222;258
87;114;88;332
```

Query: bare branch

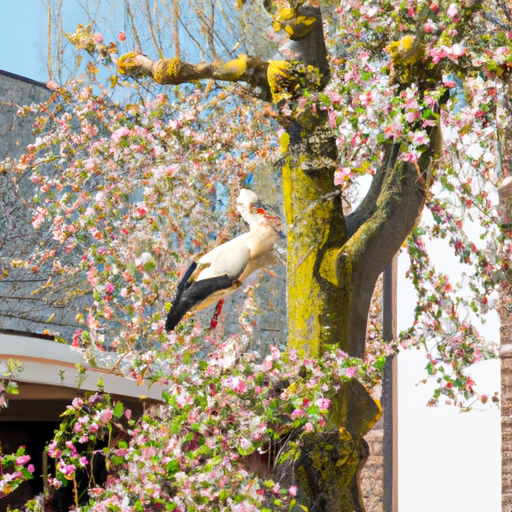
124;0;143;51
47;0;53;80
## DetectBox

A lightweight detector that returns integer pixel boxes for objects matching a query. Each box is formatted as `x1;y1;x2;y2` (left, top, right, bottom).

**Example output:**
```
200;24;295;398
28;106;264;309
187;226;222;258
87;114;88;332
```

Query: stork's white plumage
165;189;283;331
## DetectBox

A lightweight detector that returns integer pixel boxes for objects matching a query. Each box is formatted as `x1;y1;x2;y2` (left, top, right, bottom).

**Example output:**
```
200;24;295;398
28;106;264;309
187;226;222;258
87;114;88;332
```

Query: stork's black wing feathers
165;273;235;331
177;261;198;294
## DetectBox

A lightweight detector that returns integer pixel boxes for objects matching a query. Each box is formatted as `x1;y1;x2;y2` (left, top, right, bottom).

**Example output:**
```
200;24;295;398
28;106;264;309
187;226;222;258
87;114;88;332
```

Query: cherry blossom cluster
0;446;34;498
44;339;381;511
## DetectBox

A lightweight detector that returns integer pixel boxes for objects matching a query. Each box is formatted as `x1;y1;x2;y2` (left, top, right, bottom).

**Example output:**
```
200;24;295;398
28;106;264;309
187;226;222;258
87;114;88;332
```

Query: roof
0;331;164;400
0;69;48;89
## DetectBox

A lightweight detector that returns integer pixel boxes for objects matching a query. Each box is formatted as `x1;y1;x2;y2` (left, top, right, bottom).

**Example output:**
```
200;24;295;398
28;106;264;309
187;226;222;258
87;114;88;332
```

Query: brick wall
361;419;385;512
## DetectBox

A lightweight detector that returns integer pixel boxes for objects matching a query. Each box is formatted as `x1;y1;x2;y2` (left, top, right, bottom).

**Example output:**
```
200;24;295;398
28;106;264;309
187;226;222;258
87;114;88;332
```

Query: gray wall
0;70;84;339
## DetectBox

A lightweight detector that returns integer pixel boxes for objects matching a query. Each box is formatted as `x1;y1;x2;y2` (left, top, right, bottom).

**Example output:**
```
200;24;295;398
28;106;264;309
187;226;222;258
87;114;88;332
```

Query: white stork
165;189;283;331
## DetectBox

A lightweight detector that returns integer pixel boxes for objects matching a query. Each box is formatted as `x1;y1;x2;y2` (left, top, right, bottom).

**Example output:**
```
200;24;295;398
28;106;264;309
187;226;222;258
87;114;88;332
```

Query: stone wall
360;274;387;512
0;70;86;339
498;176;512;509
0;70;49;161
361;420;385;512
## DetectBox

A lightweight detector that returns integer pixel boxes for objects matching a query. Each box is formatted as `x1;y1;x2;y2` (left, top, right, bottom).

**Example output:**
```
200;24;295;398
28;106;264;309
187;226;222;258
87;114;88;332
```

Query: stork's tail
165;271;235;331
165;262;197;331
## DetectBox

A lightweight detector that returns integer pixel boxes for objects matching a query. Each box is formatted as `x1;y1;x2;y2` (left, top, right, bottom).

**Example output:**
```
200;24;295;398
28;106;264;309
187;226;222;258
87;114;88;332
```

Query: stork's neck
247;213;283;233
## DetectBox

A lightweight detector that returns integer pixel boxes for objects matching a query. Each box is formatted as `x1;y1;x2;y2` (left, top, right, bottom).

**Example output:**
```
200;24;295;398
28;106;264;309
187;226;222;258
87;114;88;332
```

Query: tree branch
337;126;442;357
116;52;270;89
345;144;401;238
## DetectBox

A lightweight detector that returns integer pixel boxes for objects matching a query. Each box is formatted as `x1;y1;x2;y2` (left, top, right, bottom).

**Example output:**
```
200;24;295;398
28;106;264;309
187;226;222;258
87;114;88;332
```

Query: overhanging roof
0;331;164;401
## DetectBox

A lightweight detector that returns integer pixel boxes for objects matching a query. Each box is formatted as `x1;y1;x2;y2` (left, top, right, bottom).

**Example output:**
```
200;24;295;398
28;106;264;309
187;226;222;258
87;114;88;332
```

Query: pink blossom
384;119;404;141
94;33;104;44
98;408;113;425
334;167;352;185
112;126;131;142
240;438;252;451
328;109;337;129
31;207;48;229
295;97;307;111
346;366;359;378
72;397;84;409
315;398;331;410
46;79;61;91
270;345;281;360
235;380;247;394
291;409;306;419
59;463;76;477
405;110;421;123
443;77;456;88
16;455;31;466
424;93;438;107
447;44;466;62
27;464;35;473
65;440;77;454
86;268;98;286
289;485;298;497
51;477;62;489
328;91;343;104
71;329;82;347
411;130;429;146
105;282;114;293
447;3;460;22
401;151;419;163
89;422;99;433
48;441;61;458
262;358;273;370
87;314;98;329
303;422;314;432
430;46;448;64
424;19;436;33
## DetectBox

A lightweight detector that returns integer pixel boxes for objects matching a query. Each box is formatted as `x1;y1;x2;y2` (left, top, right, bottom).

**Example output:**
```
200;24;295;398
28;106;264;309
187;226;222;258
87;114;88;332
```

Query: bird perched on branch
165;189;284;331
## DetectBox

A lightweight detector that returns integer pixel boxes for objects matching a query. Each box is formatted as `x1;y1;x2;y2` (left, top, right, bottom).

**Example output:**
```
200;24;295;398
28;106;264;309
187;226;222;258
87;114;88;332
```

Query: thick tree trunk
283;119;347;357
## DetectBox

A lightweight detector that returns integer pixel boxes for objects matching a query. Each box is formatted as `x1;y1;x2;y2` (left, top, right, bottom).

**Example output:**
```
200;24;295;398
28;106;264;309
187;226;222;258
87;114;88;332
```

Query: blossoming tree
3;0;512;510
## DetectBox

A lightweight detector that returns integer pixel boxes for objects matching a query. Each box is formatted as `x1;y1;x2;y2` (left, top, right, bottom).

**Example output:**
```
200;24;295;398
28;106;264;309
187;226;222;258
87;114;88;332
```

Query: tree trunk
283;118;347;357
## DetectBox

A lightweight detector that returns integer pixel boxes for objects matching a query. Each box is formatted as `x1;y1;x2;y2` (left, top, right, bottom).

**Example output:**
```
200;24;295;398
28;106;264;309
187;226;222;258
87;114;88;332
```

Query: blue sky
0;1;49;81
0;1;105;83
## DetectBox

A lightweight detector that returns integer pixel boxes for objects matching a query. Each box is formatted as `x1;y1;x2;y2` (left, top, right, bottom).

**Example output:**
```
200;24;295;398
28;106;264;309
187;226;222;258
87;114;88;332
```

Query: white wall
397;251;501;512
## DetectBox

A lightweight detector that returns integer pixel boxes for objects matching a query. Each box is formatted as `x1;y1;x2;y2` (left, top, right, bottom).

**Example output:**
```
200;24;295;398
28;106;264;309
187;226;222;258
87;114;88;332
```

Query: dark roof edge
0;327;55;341
0;69;48;89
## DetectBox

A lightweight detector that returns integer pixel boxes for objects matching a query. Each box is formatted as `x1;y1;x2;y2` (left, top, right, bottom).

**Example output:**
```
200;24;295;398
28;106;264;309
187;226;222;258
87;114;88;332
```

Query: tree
3;0;511;510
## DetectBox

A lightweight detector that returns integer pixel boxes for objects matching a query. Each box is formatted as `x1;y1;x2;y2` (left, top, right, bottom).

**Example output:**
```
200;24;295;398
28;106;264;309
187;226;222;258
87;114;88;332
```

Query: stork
165;189;283;331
